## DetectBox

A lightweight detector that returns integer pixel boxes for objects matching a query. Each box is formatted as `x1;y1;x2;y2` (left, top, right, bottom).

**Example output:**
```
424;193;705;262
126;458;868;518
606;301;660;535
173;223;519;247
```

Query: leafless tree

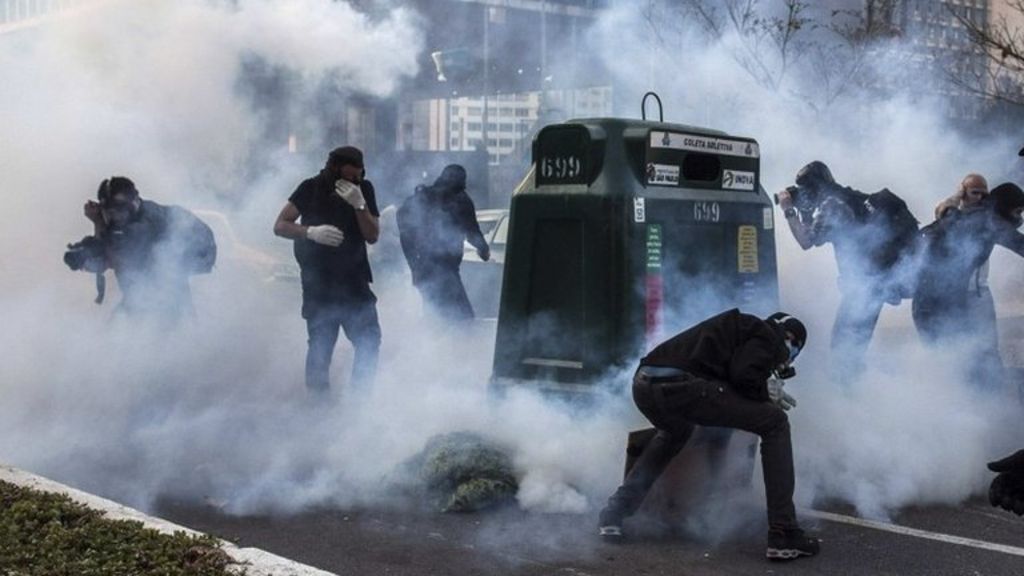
950;1;1024;107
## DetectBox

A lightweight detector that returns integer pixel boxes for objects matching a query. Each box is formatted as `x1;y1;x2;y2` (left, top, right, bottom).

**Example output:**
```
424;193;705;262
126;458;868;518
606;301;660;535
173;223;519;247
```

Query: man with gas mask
397;164;489;322
913;182;1024;389
776;161;918;385
597;309;820;562
274;146;382;397
65;176;216;324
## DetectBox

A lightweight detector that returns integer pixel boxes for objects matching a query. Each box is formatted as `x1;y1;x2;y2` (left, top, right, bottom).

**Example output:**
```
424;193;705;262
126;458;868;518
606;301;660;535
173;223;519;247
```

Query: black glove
988;449;1024;515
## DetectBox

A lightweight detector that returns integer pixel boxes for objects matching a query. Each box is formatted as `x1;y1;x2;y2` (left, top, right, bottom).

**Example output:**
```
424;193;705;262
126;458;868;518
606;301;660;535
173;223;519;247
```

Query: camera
63;236;106;273
774;365;796;380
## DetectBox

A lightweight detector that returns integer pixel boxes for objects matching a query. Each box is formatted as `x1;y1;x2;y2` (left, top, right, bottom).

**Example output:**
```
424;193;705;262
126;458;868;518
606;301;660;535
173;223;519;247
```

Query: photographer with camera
597;309;819;562
776;161;918;386
65;177;216;324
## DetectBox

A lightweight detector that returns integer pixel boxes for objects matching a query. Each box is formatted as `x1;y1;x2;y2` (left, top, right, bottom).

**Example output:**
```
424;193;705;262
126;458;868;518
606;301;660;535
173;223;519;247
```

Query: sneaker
598;508;624;541
766;529;820;561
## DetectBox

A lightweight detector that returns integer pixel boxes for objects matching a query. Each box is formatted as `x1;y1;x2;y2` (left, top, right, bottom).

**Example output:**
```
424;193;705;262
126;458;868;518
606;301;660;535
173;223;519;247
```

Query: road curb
0;464;336;576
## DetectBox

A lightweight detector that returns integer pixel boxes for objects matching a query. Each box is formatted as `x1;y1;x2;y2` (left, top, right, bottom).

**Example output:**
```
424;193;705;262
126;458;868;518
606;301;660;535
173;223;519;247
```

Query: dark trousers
417;264;474;321
304;299;381;394
831;288;885;386
604;366;798;531
914;289;1004;390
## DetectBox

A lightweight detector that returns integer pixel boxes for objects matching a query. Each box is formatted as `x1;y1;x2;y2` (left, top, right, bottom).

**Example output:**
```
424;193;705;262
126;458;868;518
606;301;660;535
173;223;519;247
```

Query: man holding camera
67;176;216;324
777;161;917;385
274;146;381;397
597;309;819;562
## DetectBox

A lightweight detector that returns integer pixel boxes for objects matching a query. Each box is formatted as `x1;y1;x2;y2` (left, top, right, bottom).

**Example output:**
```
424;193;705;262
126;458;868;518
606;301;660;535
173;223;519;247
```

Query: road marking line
804;509;1024;558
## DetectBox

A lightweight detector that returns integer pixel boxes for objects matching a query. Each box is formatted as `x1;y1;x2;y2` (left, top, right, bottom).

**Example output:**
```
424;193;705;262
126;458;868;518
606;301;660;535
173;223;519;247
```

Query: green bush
0;480;241;575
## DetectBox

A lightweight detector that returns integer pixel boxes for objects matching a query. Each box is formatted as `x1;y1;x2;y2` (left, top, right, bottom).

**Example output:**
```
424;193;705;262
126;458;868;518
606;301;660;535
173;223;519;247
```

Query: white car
462;209;509;319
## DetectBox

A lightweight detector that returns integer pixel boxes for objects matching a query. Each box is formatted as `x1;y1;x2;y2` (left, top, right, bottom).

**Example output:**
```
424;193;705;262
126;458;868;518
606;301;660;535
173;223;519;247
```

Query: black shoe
766;529;820;561
598;508;624;541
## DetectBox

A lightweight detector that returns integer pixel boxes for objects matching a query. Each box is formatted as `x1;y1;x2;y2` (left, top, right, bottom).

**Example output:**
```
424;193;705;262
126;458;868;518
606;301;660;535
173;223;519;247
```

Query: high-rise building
0;0;90;32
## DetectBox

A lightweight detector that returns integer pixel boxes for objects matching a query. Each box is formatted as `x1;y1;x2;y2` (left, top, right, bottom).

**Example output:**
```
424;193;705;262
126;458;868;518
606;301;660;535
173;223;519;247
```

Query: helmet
795;161;835;189
766;312;807;357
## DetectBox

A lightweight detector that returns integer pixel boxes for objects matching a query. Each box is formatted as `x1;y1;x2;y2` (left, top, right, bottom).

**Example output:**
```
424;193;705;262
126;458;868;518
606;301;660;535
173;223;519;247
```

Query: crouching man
598;308;820;562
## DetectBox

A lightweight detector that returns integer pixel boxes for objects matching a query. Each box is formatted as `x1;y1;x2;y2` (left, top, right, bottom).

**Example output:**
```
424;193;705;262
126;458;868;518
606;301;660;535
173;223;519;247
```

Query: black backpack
862;188;919;270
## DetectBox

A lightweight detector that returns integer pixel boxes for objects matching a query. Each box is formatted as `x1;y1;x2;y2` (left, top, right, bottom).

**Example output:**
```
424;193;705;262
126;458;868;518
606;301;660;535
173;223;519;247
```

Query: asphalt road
156;495;1024;576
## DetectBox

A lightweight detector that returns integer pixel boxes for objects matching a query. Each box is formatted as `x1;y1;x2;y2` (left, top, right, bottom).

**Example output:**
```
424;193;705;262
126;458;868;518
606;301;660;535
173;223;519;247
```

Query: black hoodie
641;309;789;401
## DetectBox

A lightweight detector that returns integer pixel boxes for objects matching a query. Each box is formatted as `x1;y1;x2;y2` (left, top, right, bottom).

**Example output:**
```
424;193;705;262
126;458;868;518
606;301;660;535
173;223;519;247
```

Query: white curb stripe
804;509;1024;558
0;465;336;576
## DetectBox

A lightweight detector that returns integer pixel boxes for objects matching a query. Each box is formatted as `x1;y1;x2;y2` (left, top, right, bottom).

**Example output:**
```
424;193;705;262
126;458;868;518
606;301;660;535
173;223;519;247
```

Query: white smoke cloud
2;0;1023;543
585;1;1024;522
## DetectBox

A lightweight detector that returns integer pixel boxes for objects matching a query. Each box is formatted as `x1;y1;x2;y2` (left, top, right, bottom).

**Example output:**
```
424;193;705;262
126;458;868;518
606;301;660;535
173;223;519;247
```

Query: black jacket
641;309;788;401
396;183;487;278
106;200;216;314
915;198;1024;308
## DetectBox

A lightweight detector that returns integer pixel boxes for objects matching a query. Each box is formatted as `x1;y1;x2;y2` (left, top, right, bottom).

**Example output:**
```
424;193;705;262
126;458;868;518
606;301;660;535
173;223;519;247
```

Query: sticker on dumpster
634;197;646;223
763;207;774;230
722;169;756;191
646;162;680;186
646;224;662;270
737;226;758;273
650;131;760;158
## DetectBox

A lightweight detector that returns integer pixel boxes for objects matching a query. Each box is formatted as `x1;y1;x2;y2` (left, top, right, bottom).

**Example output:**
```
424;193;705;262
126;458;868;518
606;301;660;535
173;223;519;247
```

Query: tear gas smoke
1;0;1022;549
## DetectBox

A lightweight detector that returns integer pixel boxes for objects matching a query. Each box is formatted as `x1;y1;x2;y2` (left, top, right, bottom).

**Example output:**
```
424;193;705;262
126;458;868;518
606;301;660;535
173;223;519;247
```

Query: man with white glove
306;224;344;247
274;145;382;398
598;310;819;562
767;376;798;411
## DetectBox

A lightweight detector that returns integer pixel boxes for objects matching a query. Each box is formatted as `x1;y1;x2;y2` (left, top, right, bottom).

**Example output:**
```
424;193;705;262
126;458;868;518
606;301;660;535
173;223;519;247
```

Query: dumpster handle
642;92;663;122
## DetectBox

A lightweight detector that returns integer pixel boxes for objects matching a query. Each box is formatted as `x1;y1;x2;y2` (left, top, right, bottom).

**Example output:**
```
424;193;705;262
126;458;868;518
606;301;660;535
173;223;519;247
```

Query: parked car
462;209;509;319
193;209;299;285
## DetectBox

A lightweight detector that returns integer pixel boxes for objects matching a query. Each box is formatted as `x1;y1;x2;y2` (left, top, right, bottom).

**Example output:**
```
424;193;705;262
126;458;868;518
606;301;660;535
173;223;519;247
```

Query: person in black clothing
598;309;820;562
397;164;489;321
777;161;918;385
274;146;382;396
912;183;1024;388
73;176;216;323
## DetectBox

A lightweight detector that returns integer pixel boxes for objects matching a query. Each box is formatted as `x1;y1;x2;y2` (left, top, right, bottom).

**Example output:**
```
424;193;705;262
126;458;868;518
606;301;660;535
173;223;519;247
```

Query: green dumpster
491;117;779;394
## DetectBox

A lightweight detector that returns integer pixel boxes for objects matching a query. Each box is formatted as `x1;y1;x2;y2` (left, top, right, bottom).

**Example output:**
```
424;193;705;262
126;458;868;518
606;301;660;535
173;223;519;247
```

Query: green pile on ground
405;431;519;513
0;480;240;575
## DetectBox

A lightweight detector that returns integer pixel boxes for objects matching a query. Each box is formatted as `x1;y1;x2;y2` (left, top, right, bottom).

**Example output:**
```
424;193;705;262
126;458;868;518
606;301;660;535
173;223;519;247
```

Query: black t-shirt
289;170;380;302
641;308;787;401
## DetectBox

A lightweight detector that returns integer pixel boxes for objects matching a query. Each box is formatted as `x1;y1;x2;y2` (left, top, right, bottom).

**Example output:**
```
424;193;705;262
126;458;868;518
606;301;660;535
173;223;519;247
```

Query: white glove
306;224;344;247
335;179;367;210
767;378;798;411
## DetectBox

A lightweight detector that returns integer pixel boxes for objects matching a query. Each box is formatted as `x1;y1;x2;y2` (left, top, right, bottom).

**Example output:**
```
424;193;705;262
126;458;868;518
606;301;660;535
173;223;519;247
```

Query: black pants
304;298;381;394
417;264;474;321
914;290;1004;390
604;366;798;531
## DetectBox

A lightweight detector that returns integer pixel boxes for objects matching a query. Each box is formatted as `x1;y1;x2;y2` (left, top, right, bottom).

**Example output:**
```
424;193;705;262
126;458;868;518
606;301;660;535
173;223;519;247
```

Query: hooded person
397;164;490;322
597;309;820;562
776;161;918;386
71;176;216;324
912;182;1024;389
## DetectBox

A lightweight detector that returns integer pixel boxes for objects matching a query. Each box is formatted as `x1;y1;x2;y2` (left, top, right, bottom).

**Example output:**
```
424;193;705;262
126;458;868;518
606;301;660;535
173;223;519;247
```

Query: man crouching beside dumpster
598;309;820;561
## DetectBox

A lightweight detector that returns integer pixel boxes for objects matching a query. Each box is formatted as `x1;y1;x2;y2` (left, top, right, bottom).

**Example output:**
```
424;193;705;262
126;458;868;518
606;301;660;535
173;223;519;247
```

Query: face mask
786;339;801;362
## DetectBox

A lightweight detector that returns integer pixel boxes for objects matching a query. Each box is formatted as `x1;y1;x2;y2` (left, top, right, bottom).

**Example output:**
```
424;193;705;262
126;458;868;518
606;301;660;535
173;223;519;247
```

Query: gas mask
102;198;139;229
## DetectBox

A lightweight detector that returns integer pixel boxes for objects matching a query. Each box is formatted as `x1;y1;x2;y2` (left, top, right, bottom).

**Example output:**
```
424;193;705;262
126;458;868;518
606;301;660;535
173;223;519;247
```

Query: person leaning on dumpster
598;308;820;562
